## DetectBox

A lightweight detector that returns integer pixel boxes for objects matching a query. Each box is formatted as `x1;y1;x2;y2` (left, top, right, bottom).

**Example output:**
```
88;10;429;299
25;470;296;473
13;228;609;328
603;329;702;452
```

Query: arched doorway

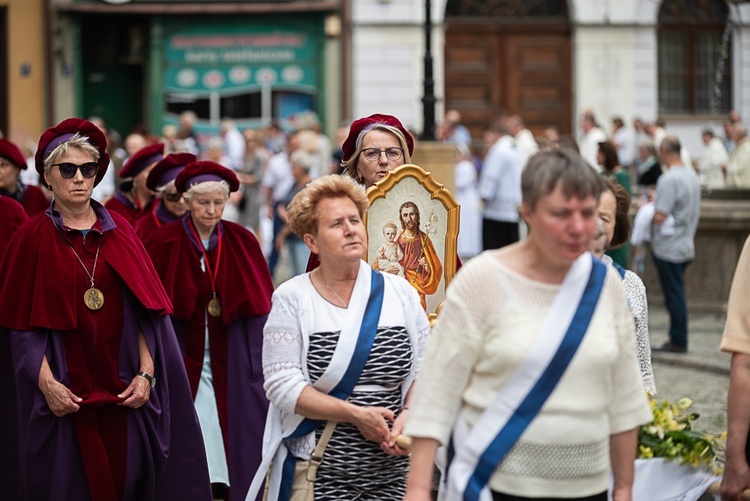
443;0;571;140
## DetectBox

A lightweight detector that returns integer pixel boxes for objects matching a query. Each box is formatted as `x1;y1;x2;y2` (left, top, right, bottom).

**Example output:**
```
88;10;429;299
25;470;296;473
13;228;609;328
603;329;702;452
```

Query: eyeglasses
52;162;99;179
360;147;404;162
163;191;183;202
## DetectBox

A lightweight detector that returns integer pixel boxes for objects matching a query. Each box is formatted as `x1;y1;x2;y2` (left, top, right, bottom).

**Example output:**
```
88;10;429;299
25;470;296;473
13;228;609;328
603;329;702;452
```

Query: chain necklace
57;227;104;310
319;271;350;308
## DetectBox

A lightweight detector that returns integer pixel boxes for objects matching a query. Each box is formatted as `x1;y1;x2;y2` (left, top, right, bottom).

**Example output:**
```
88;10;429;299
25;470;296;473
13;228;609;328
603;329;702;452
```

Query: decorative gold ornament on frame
365;164;459;323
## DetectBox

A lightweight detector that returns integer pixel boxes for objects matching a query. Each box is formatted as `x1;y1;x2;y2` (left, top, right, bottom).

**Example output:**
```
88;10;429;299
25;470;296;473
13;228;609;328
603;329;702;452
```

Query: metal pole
421;0;436;140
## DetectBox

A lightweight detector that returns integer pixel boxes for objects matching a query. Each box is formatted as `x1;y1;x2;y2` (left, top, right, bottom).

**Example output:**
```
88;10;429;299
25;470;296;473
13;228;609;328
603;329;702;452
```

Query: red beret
0;139;27;169
174;161;240;194
120;143;164;179
35;117;110;188
341;114;414;163
146;153;197;191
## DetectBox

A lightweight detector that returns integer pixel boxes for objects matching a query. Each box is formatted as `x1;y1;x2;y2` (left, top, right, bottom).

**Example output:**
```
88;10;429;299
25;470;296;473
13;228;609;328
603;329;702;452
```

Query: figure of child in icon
375;221;405;278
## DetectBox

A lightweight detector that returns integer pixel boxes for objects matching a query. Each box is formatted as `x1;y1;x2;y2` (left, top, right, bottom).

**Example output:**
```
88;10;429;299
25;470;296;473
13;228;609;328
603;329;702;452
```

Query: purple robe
0;204;211;500
146;218;273;501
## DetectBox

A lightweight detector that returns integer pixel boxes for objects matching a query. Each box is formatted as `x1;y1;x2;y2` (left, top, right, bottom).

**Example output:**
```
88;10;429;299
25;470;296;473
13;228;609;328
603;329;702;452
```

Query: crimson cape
0;195;27;257
134;200;181;244
0;195;26;500
145;217;273;501
0;183;48;216
104;186;154;227
0;203;211;500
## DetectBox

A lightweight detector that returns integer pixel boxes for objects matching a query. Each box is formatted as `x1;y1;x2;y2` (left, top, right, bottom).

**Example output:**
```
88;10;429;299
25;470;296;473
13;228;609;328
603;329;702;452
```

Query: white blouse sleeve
262;283;310;415
624;271;656;396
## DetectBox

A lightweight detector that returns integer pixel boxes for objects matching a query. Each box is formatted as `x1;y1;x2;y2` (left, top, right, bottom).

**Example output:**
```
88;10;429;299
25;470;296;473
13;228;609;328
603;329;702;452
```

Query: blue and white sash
245;261;385;501
442;252;607;501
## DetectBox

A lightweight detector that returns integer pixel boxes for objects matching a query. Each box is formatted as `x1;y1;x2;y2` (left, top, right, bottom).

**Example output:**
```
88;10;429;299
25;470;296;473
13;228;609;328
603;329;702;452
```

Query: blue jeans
652;253;691;348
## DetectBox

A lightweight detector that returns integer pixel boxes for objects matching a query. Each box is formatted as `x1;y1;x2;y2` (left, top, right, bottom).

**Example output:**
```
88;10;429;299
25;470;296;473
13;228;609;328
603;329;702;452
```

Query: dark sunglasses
52;162;99;179
163;191;183;202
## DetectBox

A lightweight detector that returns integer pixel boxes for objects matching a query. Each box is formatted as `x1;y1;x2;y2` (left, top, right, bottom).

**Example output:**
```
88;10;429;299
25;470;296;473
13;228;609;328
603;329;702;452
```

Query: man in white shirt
220;118;246;170
478;119;524;250
611;117;634;169
507;114;538;167
727;123;750;188
579;110;607;169
699;128;728;189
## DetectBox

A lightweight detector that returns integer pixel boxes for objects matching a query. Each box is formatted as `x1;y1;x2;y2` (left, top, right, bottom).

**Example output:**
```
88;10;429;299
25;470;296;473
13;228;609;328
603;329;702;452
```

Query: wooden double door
444;24;571;141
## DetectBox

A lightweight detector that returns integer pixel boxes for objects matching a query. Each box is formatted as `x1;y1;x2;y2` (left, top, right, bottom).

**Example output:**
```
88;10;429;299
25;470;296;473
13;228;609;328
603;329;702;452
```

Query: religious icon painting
365;164;459;321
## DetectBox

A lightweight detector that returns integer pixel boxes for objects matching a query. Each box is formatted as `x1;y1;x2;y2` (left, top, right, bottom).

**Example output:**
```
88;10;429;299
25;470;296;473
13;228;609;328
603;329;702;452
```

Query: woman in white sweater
405;149;652;501
247;175;430;501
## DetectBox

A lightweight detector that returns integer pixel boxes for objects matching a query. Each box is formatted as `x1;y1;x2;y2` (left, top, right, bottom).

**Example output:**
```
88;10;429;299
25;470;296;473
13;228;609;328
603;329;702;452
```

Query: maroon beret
146;153;197;191
174;161;240;194
341;114;414;163
120;143;164;179
0;139;27;169
35;117;110;188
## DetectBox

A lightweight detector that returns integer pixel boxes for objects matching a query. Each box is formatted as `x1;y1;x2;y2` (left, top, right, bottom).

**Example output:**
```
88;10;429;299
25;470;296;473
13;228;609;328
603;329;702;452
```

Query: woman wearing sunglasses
0;118;212;500
105;142;163;226
134;152;195;243
145;161;274;501
0;138;49;216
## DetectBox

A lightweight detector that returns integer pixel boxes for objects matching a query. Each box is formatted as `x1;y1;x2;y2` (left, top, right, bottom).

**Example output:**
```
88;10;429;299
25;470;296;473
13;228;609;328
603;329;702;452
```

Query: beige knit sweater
405;252;652;498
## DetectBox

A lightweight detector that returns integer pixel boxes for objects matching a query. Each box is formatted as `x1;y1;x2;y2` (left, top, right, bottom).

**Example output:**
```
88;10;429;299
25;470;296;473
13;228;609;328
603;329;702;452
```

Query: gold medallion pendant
207;296;222;317
84;287;105;311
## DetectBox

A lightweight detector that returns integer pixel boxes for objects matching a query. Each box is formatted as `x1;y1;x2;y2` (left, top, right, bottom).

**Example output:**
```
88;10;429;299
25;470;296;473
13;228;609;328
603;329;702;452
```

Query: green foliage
637;397;725;474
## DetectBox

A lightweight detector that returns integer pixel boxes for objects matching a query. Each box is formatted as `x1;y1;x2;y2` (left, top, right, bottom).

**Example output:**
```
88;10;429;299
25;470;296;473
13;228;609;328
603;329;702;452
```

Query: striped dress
307;294;412;500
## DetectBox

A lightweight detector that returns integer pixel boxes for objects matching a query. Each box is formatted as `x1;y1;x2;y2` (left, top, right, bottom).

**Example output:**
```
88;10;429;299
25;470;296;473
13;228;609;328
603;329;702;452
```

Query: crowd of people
0;107;749;501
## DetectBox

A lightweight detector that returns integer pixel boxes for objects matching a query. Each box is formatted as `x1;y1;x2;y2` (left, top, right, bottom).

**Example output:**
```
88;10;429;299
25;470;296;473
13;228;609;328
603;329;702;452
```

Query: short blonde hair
43;134;101;173
183;180;230;201
342;124;412;183
287;175;369;237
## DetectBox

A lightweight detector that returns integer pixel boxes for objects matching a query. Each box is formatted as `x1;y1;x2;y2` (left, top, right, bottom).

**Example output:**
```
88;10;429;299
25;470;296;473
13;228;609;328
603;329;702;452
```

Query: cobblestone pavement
648;305;729;437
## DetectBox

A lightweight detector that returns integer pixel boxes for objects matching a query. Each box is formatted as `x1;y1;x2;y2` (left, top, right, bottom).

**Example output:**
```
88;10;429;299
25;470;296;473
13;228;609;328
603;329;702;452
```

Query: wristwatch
137;371;156;388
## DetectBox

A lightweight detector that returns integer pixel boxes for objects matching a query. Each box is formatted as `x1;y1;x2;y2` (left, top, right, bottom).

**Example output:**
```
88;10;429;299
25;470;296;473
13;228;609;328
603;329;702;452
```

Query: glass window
166;93;210;120
445;0;567;18
220;92;262;120
657;0;731;115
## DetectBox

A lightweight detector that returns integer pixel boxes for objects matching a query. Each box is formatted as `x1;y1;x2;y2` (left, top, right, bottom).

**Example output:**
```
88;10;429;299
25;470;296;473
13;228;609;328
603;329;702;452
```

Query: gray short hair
183;180;230;201
522;149;603;210
290;149;315;173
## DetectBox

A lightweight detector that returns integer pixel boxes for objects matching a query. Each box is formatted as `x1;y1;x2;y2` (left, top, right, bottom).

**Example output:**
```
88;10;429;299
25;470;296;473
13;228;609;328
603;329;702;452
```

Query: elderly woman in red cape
0;138;49;215
105;142;163;226
134;152;195;243
144;161;274;500
0;118;211;501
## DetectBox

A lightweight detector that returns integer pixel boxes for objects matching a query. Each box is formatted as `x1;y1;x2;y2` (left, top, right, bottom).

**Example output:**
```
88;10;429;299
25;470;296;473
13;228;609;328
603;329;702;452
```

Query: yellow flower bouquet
637;397;726;475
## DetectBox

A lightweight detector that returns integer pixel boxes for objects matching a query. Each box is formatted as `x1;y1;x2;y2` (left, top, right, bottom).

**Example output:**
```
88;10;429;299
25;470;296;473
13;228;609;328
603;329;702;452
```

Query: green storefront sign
165;28;317;92
161;18;323;135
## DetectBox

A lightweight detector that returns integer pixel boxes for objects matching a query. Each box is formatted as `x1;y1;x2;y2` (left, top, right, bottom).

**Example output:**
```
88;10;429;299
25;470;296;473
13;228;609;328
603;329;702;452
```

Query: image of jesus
392;201;443;309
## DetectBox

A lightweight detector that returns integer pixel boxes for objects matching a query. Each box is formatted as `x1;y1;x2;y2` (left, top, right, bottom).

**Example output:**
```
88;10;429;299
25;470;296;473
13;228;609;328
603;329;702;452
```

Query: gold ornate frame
364;164;460;321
